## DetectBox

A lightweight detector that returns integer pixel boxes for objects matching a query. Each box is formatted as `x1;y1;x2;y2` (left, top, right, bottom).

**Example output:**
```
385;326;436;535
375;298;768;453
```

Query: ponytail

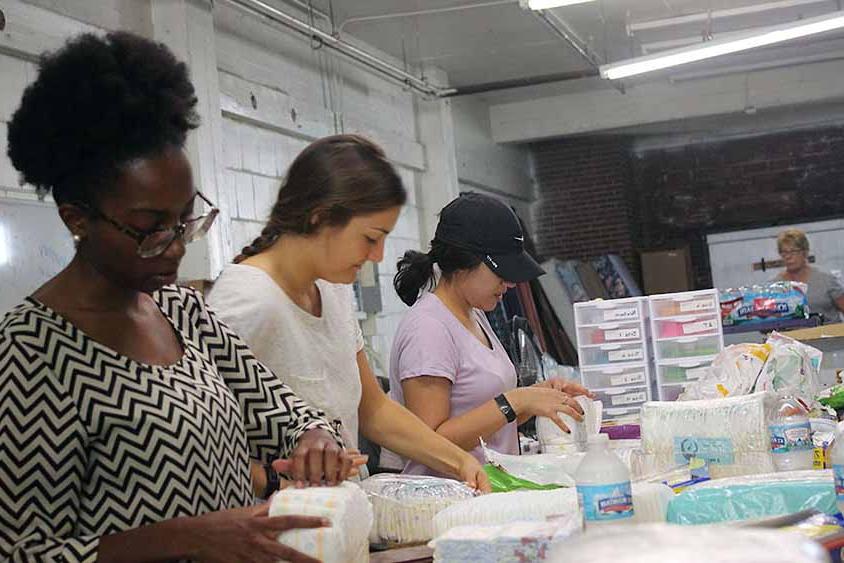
393;240;483;306
394;250;436;306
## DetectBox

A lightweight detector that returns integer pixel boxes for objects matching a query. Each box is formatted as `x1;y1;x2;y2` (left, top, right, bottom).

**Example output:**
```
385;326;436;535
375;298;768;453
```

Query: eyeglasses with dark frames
81;191;219;259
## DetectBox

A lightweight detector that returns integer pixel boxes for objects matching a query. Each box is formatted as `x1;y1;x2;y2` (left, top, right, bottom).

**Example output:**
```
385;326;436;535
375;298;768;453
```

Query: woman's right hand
505;387;583;433
184;503;328;563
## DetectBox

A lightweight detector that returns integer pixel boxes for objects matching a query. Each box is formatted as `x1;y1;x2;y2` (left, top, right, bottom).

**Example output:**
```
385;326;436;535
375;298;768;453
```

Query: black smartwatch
262;462;280;499
495;393;517;423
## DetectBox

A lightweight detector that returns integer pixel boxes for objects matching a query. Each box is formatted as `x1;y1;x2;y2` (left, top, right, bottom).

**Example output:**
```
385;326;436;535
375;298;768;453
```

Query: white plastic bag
679;343;769;400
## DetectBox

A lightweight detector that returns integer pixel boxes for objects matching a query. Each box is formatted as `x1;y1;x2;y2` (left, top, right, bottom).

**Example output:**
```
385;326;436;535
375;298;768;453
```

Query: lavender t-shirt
389;292;518;476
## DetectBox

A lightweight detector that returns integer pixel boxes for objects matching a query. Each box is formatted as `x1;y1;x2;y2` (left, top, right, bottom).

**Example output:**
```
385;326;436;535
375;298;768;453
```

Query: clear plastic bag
360;474;478;545
755;332;823;406
679;343;770;400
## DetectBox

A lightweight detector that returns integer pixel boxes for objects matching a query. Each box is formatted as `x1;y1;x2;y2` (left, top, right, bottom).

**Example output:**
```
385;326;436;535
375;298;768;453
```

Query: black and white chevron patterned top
0;285;340;562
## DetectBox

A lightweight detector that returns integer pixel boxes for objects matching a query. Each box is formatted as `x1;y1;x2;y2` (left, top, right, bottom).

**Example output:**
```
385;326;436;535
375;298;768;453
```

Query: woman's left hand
273;429;356;487
535;377;595;399
457;455;492;494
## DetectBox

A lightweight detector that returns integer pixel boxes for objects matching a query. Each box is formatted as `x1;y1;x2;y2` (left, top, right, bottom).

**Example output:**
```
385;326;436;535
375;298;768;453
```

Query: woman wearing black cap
390;192;592;475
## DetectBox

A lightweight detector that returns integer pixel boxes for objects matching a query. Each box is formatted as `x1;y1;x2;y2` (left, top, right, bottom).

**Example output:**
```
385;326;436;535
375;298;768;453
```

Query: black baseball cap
434;192;545;283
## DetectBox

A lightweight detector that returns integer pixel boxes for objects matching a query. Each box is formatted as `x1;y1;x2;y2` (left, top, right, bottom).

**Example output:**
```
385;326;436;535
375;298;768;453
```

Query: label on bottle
682;319;718;335
673;436;734;465
604;327;640;341
608;348;644;362
834;464;844;501
769;421;812;453
814;447;827;470
610;372;645;386
680;300;712;313
603;308;638;322
577;481;634;522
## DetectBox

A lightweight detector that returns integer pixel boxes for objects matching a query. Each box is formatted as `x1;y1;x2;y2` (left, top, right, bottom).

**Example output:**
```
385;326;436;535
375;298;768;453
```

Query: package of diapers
430;513;581;563
361;474;478;545
270;482;372;563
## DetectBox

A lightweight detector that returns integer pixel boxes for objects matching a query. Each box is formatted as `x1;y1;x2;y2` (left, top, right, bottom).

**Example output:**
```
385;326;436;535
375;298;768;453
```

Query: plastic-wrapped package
482;442;577;487
666;470;836;525
756;332;823;405
433;483;674;538
639;392;775;479
536;397;602;454
548;523;829;563
360;474;477;545
679;344;770;401
430;513;581;562
719;281;809;326
269;482;372;563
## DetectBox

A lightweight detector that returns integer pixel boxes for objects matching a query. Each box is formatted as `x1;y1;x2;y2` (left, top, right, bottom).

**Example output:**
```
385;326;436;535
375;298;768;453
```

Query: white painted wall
451;96;536;233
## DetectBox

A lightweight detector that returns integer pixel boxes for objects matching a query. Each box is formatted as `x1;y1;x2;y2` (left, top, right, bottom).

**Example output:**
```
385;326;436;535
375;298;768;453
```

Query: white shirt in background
208;264;364;449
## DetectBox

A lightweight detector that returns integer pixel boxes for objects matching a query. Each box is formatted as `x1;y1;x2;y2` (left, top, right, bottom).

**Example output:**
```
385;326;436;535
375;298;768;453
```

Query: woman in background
208;135;490;491
775;228;844;323
390;192;592;476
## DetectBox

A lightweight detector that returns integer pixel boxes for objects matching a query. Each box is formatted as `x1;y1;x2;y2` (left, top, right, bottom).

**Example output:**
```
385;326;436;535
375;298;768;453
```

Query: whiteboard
706;218;844;290
0;198;74;314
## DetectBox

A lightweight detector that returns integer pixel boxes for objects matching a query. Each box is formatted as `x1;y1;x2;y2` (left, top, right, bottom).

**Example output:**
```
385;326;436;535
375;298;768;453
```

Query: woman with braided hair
208;135;490;491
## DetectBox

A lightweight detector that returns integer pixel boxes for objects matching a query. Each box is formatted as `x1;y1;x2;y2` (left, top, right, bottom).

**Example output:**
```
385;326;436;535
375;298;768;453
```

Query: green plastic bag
483;463;564;493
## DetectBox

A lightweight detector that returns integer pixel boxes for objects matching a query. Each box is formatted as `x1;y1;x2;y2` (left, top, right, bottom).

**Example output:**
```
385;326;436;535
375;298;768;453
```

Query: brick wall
532;125;844;290
532;136;638;276
635;125;844;287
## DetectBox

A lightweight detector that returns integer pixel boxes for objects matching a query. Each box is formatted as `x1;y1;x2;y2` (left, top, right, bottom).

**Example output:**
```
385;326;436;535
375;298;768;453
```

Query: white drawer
575;300;642;326
655;334;721;361
651;293;718;319
582;364;649;390
594;386;649;410
657;359;713;384
653;314;720;339
579;342;647;367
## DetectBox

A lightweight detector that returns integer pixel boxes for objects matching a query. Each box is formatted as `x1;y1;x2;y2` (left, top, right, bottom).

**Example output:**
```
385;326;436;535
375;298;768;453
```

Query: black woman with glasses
0;32;355;563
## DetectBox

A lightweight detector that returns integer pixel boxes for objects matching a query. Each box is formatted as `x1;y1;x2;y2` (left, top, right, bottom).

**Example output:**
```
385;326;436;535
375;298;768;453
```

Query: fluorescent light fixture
527;0;596;10
601;10;844;80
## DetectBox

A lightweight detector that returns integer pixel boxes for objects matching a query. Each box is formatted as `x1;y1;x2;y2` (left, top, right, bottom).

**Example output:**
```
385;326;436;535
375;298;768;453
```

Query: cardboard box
640;247;694;294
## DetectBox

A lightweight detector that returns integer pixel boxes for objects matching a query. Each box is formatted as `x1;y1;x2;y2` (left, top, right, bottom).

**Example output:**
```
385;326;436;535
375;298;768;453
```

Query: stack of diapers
269;482;372;563
640;392;775;479
433;483;673;538
360;474;477;545
430;512;581;562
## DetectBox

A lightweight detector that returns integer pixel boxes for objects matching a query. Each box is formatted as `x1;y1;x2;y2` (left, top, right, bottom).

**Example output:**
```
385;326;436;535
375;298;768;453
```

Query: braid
234;223;282;264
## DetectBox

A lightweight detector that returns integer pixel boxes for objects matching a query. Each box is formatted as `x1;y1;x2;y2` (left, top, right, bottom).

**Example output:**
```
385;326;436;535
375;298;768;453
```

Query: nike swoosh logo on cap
514;236;524;242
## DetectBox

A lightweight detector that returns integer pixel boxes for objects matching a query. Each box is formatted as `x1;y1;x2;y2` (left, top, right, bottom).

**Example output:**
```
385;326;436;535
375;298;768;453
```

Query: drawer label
603;308;638;322
685;367;709;380
680;300;713;313
608;348;644;362
605;327;640;341
611;391;647;406
611;372;646;386
682;319;718;335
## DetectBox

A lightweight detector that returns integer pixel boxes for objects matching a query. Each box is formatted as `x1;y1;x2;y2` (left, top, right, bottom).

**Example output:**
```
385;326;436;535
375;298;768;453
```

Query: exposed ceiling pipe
220;0;456;97
532;9;625;92
444;69;599;97
337;0;518;35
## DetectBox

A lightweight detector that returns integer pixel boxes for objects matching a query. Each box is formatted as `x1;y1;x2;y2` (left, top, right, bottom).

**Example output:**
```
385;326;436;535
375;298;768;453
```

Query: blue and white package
720;281;808;326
